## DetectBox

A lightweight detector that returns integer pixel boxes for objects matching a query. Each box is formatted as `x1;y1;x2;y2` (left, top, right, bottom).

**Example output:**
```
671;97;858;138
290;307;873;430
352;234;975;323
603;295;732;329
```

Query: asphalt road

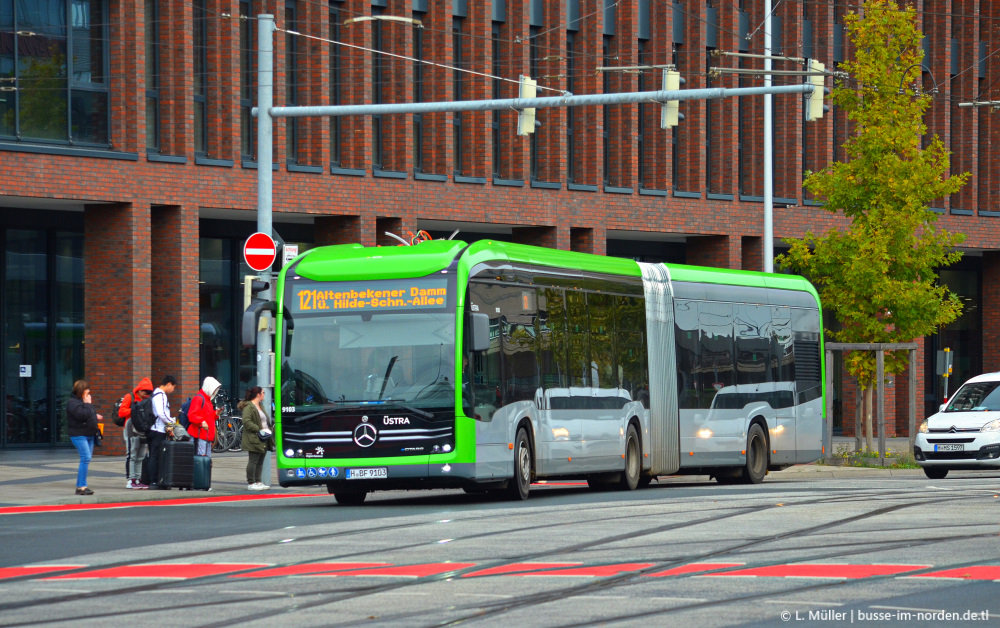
2;473;999;627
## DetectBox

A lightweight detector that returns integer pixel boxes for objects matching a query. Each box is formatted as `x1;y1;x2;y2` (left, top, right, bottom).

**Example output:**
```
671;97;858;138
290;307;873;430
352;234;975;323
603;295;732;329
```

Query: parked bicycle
212;389;243;453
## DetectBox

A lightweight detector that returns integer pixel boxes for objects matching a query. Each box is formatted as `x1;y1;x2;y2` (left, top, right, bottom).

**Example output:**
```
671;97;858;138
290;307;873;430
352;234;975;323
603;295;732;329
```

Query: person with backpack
146;375;178;490
118;377;154;489
186;376;223;458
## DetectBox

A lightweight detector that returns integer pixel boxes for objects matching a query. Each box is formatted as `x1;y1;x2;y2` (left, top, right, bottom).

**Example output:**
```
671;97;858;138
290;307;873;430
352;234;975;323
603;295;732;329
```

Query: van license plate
935;444;964;452
346;467;388;479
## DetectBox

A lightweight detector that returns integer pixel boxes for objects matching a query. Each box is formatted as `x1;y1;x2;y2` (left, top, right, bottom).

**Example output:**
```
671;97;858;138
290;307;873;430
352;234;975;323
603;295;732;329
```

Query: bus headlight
981;419;1000;432
918;420;929;434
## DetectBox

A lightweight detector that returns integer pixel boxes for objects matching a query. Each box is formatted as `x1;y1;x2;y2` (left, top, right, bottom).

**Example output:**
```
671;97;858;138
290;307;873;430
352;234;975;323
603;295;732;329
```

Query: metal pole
908;349;917;452
263;84;815;118
877;347;885;466
256;14;275;413
825;348;834;462
763;0;773;273
855;378;862;453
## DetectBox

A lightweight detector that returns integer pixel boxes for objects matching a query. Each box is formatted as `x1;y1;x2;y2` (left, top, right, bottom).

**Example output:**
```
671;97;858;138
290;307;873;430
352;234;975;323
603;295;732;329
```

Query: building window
529;26;540;181
637;39;647;189
329;5;341;167
193;0;208;156
491;22;501;178
602;36;612;186
240;0;255;160
566;32;576;183
285;1;298;164
452;18;464;177
145;0;160;152
372;8;385;170
414;14;425;173
0;0;109;145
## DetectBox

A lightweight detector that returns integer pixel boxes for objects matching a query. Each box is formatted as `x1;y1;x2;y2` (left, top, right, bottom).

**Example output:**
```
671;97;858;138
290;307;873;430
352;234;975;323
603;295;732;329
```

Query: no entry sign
244;232;276;272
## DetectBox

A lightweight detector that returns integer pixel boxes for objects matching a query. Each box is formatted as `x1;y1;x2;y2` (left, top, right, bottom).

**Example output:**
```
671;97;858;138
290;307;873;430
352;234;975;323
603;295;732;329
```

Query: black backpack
177;397;194;429
111;395;128;427
130;394;156;433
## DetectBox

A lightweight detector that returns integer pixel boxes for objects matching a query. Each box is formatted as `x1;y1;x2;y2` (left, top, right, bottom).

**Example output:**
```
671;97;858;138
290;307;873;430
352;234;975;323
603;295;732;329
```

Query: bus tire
333;491;367;505
741;424;768;484
507;427;532;501
618;424;641;490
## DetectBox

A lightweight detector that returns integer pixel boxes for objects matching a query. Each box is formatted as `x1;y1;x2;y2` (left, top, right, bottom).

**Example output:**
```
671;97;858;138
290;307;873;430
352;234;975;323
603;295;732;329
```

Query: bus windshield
280;277;457;412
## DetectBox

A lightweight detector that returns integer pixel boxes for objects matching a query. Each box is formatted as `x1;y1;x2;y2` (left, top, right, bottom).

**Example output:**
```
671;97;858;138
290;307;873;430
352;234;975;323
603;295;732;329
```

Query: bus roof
289;239;818;304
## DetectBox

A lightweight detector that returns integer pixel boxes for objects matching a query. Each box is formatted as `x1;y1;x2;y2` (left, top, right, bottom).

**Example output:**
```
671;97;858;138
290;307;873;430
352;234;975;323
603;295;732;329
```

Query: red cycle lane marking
516;563;656;577
44;563;269;580
312;563;476;577
645;563;745;577
463;563;581;577
0;566;84;580
230;563;391;578
909;566;1000;581
708;564;930;579
0;494;326;516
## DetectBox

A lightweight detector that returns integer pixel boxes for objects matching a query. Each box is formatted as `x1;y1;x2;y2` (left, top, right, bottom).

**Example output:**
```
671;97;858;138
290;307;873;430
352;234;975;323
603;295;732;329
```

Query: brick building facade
0;0;996;452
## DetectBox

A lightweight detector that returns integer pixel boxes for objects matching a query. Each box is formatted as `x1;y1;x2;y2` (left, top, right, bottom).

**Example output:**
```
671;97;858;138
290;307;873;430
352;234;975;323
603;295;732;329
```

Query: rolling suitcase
193;455;212;491
139;454;150;486
158;440;196;489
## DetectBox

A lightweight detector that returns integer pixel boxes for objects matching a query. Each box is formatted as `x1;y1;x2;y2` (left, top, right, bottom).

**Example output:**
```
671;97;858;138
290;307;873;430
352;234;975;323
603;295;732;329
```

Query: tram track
0;483;995;627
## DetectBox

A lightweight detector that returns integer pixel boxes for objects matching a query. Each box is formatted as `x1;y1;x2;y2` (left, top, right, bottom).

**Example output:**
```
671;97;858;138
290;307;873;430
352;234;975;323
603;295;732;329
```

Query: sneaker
75;487;94;495
259;484;270;490
133;481;149;490
127;479;135;489
248;483;260;490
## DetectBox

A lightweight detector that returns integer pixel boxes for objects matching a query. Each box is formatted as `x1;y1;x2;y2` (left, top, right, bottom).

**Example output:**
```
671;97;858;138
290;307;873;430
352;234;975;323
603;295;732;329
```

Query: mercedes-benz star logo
354;422;378;447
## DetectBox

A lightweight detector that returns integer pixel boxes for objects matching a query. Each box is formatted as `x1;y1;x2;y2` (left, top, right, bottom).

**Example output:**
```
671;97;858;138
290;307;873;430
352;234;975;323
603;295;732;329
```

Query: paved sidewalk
0;436;922;509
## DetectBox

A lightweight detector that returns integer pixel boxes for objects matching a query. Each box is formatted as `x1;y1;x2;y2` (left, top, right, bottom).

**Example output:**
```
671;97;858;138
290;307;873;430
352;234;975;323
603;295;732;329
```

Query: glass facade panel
53;232;84;442
199;238;235;399
5;230;50;445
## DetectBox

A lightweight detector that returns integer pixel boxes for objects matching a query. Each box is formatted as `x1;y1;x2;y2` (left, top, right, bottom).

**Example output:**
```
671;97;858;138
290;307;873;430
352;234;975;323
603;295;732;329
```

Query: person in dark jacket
239;386;274;490
67;380;104;495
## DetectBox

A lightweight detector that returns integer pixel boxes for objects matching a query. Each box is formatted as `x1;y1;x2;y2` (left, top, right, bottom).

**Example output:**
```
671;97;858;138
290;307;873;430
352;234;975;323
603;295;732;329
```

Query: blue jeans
70;435;94;488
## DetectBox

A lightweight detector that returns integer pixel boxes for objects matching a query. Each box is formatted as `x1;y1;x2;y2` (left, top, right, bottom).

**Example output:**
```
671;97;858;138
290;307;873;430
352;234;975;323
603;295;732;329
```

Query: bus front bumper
277;461;478;489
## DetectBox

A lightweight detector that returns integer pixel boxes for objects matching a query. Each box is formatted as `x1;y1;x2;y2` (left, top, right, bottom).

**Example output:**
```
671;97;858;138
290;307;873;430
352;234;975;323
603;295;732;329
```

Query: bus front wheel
741;424;768;484
507;427;532;501
333;491;367;505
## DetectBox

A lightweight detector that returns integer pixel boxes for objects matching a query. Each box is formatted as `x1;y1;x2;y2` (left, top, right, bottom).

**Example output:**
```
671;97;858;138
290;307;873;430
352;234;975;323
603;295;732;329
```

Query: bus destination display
292;277;449;314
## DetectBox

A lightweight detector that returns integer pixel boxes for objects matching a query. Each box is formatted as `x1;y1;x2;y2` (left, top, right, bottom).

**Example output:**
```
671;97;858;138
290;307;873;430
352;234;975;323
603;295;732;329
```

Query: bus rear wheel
333;491;367;505
618;424;640;490
740;424;768;484
507;427;532;501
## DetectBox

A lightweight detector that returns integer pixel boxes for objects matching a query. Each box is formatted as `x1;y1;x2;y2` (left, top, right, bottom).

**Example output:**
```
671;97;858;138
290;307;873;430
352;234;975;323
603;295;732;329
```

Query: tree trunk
863;387;874;452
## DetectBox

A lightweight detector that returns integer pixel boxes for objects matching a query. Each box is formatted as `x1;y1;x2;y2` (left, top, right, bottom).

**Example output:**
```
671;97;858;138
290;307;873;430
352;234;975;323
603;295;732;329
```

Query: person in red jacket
186;376;223;457
119;377;154;489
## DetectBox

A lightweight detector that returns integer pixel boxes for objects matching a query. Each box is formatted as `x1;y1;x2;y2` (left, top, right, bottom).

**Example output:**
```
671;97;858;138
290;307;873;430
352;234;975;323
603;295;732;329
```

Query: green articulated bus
269;239;824;504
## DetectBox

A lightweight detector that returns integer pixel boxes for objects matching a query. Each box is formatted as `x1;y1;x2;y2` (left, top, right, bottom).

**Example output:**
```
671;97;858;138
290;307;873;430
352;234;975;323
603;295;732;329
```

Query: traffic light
806;59;827;121
517;75;537;135
660;69;684;129
243;275;269;310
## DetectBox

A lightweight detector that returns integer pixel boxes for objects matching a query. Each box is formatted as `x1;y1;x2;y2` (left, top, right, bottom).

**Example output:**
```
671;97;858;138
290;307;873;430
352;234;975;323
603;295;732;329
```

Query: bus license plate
935;443;964;452
346;467;388;480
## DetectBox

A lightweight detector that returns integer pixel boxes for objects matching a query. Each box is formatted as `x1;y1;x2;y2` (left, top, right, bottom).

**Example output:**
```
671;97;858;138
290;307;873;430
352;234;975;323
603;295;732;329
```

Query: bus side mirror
468;312;490;352
242;299;276;347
